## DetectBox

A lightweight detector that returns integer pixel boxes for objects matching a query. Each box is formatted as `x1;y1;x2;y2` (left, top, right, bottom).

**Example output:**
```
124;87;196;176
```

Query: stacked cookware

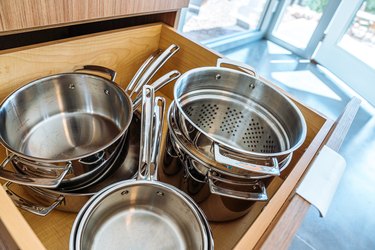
159;58;307;221
0;44;181;215
70;85;213;250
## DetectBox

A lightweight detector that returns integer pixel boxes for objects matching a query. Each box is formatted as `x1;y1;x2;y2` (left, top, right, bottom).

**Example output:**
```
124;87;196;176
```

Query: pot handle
138;85;155;181
74;65;117;81
149;96;166;181
137;86;165;181
132;70;180;110
3;182;64;216
0;153;72;188
127;44;180;99
217;58;257;77
213;144;280;176
208;172;268;201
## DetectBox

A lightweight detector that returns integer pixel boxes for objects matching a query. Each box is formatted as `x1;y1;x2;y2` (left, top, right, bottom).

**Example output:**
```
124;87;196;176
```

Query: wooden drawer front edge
0;0;189;34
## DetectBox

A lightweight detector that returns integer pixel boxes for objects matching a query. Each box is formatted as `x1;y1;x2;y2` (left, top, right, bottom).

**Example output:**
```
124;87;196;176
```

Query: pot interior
0;73;132;161
174;67;306;155
78;181;207;250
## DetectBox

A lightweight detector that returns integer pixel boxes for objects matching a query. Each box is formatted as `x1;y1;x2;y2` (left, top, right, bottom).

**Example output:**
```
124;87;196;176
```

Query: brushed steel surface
0;73;131;161
173;66;307;159
77;182;208;250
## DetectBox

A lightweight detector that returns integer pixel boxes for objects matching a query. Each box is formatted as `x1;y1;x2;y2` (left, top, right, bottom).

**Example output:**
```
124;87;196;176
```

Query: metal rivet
215;74;221;80
249;83;255;89
104;89;110;95
69;84;75;89
121;190;129;195
156;191;164;196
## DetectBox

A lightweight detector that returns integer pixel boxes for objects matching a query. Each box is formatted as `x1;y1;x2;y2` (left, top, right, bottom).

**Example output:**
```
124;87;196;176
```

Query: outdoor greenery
365;0;375;14
305;0;328;13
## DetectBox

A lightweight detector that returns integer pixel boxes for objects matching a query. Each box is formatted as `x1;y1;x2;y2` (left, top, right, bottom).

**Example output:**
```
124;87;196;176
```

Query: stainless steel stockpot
71;86;213;250
173;58;306;176
159;103;292;221
0;44;180;189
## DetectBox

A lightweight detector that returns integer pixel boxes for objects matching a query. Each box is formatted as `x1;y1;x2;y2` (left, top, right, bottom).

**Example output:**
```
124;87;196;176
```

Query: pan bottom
90;207;187;250
18;112;121;160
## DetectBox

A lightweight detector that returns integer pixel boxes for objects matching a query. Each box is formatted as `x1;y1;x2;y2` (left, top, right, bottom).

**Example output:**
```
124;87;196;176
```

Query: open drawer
0;23;334;249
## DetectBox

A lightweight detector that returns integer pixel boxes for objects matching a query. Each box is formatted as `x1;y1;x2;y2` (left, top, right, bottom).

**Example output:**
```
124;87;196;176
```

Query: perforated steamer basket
173;59;307;176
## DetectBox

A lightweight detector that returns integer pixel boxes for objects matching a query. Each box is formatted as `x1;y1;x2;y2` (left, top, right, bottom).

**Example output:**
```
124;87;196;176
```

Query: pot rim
72;179;210;250
173;66;307;158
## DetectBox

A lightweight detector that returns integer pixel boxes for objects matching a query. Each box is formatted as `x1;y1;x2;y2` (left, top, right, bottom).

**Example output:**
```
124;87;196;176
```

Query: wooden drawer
0;23;333;250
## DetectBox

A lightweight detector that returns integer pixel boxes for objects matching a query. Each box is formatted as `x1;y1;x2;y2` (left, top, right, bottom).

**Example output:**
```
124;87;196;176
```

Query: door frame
266;0;342;59
314;0;375;106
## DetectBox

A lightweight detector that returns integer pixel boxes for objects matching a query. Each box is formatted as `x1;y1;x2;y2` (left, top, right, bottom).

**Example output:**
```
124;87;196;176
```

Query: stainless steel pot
3;113;142;215
71;86;213;250
173;58;306;176
159;103;292;221
0;44;180;189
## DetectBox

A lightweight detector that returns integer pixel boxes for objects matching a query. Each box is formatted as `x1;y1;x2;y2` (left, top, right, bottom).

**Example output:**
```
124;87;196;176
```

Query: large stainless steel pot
173;58;306;176
3;113;142;215
159;104;292;221
71;86;213;250
0;45;180;189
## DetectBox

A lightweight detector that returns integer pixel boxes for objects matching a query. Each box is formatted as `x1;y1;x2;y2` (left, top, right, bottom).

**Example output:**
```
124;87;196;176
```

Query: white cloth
296;145;346;217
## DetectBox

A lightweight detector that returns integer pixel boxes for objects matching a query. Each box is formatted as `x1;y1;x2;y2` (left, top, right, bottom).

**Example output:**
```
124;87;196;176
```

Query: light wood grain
0;0;189;34
0;24;332;249
0;182;45;250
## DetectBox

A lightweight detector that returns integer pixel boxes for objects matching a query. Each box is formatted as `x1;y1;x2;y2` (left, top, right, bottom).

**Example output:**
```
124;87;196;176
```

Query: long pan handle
149;96;166;181
137;86;155;180
127;44;180;99
132;70;180;110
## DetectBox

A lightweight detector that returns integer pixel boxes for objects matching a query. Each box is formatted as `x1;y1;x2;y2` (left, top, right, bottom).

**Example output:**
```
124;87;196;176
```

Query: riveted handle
0;153;72;188
208;172;268;201
213;144;280;176
3;182;64;216
74;65;117;81
217;58;257;77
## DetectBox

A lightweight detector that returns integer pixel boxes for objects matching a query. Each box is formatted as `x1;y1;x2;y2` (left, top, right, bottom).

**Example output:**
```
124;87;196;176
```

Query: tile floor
221;39;375;250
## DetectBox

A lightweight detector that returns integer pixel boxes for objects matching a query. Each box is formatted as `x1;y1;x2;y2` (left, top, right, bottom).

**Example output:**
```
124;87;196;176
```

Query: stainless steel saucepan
0;44;180;189
70;86;213;250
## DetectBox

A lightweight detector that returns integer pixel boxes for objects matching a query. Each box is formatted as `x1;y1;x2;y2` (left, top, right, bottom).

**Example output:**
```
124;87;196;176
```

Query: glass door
314;0;375;106
267;0;341;58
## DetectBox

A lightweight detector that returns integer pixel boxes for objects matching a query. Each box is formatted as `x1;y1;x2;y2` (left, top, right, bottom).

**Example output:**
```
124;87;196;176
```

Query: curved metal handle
0;153;72;188
129;44;180;99
74;65;117;81
3;182;64;216
217;58;257;77
138;85;155;181
125;49;162;96
213;144;280;176
132;70;181;110
208;172;268;201
149;97;166;181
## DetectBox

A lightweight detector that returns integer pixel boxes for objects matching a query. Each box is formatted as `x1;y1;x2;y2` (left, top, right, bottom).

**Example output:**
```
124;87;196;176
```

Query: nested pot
3;113;142;216
173;58;306;177
0;44;180;189
159;104;292;221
